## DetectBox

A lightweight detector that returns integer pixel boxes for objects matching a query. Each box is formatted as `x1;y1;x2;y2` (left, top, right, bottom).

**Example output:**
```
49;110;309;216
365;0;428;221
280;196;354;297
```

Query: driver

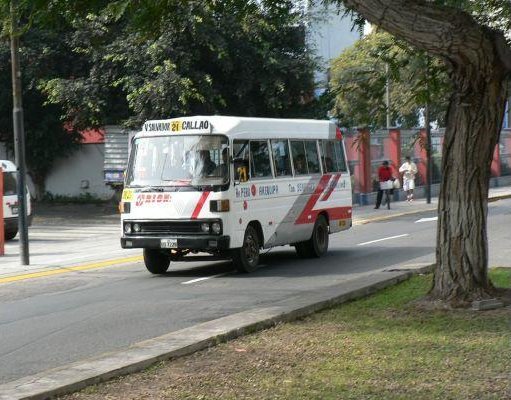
196;150;216;176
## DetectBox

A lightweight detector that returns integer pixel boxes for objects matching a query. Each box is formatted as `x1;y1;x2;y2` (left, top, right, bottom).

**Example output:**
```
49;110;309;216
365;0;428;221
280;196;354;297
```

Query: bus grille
137;221;205;235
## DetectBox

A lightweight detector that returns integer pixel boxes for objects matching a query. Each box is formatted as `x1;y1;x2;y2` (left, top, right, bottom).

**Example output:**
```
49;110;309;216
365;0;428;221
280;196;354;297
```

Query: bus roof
137;116;340;140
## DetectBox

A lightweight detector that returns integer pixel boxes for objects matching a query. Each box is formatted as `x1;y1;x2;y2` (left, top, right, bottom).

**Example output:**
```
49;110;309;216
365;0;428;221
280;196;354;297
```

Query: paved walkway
1;186;511;278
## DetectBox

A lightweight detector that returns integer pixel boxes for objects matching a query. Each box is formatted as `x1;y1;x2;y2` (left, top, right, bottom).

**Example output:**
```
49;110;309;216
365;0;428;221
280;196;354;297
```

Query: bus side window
290;140;308;175
322;140;348;173
233;139;250;182
305;140;321;174
250;140;272;178
321;140;335;173
271;139;292;177
334;141;348;172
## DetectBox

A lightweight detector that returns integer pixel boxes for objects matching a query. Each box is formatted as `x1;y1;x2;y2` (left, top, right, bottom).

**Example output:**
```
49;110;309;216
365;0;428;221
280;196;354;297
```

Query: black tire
4;229;18;241
294;215;329;258
143;249;171;274
233;225;260;273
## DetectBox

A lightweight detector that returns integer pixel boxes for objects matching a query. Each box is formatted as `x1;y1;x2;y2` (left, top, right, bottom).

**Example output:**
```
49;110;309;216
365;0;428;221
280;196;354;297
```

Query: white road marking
415;217;438;223
181;273;227;285
357;234;409;246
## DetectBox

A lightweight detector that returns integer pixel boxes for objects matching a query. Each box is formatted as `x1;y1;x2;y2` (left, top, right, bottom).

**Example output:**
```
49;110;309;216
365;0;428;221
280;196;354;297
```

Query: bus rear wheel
143;249;171;274
233;225;260;273
294;215;329;258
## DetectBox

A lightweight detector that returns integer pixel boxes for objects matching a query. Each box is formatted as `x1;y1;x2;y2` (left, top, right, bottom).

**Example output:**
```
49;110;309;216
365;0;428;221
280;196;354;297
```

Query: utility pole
385;63;391;129
425;101;432;204
425;56;432;204
10;0;30;264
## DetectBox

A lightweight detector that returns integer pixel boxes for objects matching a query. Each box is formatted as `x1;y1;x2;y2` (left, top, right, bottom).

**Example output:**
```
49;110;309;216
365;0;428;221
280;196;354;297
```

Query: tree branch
338;0;511;73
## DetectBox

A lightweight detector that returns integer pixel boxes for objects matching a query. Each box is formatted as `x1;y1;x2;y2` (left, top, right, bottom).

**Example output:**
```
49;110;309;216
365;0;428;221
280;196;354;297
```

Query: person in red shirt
375;160;393;209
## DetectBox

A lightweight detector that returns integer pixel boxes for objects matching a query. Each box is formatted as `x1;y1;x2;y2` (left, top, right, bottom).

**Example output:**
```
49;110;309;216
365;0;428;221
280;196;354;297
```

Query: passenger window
233;140;250;182
304;141;321;174
271;140;292;177
334;141;348;172
321;140;336;173
250;140;272;178
321;140;347;173
290;140;308;175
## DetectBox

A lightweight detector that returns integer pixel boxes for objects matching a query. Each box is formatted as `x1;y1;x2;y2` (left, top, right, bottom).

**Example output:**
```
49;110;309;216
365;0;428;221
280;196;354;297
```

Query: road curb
354;193;511;225
353;206;437;225
0;264;434;400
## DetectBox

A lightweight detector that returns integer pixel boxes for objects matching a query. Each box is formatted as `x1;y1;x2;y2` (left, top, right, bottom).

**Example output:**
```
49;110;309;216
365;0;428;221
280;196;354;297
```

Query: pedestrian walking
399;156;418;202
374;160;393;209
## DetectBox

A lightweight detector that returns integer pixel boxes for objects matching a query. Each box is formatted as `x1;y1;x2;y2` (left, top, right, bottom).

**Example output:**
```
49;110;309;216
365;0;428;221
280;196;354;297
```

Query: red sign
135;193;171;206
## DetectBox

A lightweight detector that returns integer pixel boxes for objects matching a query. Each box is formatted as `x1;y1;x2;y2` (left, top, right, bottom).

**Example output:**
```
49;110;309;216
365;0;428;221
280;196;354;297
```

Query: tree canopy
0;0;318;194
40;0;317;130
329;31;450;129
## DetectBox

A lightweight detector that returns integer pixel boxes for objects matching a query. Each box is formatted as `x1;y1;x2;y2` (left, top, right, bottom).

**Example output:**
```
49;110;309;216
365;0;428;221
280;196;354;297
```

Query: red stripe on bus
191;191;210;219
327;206;352;220
320;173;342;202
296;206;352;225
295;175;332;224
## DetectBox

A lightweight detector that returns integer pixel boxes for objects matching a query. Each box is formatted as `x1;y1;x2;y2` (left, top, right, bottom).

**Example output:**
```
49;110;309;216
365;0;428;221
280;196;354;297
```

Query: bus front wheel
4;228;18;241
294;215;329;258
143;249;171;274
233;225;260;273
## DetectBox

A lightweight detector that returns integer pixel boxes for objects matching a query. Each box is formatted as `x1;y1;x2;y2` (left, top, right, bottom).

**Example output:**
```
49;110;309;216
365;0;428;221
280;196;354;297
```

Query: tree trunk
337;0;511;305
29;171;46;200
431;65;509;304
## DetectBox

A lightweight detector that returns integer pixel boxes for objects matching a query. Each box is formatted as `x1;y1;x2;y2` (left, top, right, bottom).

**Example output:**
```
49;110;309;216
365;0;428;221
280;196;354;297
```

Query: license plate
11;206;18;215
160;238;177;249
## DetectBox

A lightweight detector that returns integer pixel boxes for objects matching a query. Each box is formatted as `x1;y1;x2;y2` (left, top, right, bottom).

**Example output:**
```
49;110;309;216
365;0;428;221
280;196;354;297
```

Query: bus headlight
133;223;141;233
201;222;210;233
210;199;230;212
211;222;221;234
124;223;132;234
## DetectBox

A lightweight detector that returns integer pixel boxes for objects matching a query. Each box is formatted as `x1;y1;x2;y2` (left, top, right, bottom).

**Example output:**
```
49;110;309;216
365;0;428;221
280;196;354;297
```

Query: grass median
65;268;511;400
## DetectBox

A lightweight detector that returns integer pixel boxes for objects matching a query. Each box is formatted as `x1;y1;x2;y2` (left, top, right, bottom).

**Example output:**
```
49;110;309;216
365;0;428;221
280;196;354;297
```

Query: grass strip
65;268;511;400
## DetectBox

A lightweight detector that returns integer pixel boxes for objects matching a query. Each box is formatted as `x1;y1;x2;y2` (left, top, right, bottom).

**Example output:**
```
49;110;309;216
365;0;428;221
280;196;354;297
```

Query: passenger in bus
324;157;334;172
294;154;308;175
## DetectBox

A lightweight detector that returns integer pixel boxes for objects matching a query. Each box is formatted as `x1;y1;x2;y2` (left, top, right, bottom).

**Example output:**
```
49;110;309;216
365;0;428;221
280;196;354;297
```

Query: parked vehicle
120;116;352;274
1;160;32;240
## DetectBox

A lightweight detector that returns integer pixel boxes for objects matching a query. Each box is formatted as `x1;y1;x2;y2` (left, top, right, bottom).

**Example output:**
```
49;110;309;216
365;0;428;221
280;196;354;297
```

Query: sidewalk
1;186;511;279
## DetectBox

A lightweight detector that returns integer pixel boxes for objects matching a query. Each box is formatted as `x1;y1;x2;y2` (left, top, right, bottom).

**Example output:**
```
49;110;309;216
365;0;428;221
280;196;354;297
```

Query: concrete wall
45;144;115;200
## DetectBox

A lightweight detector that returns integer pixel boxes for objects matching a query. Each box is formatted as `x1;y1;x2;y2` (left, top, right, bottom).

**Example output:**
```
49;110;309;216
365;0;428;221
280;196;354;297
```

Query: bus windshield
3;172;17;196
126;135;229;189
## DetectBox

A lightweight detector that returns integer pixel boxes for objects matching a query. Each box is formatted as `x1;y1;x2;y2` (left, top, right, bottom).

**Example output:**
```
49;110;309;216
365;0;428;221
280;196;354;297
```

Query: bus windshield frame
126;134;230;190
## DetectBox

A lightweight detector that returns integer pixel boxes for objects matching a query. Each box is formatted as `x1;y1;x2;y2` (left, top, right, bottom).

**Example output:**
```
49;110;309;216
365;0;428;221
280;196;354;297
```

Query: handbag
393;178;401;189
380;180;393;190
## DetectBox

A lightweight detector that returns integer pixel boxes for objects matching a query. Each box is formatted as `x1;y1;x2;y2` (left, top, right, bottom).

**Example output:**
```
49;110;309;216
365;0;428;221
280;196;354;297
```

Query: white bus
120;116;352;274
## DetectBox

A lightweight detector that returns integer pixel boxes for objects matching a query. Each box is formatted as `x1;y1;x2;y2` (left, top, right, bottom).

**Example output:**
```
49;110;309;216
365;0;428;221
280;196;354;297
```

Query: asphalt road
1;199;510;385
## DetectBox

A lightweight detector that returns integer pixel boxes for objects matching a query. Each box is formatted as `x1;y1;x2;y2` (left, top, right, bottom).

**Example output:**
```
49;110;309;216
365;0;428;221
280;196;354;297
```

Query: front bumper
121;235;230;250
3;214;32;231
